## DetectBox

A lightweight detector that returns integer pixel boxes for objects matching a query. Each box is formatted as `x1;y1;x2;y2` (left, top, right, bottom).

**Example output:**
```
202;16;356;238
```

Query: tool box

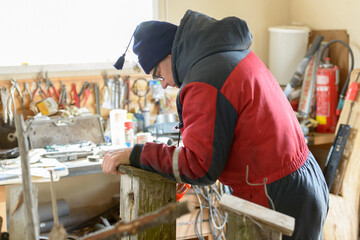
26;115;105;149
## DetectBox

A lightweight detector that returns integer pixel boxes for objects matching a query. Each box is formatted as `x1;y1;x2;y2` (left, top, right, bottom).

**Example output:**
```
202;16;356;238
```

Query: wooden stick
49;170;59;226
81;200;195;240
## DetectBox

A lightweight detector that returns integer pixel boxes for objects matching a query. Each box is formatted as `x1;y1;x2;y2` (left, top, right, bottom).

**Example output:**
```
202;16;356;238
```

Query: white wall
290;0;360;69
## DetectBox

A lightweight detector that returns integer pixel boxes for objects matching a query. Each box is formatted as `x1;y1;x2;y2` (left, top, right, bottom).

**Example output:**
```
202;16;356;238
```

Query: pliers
32;72;47;101
45;72;60;101
78;82;91;107
10;78;25;114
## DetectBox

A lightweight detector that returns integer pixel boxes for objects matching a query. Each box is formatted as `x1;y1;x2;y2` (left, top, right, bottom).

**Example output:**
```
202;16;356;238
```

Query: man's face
150;55;177;89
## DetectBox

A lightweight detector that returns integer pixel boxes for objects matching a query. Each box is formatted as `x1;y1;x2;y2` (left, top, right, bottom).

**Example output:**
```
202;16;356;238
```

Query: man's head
133;21;177;75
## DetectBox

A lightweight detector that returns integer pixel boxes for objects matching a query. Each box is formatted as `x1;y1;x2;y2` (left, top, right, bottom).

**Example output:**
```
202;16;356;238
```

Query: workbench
0;157;119;233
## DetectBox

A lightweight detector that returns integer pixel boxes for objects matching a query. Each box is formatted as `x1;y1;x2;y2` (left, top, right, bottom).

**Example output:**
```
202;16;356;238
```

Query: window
0;0;154;67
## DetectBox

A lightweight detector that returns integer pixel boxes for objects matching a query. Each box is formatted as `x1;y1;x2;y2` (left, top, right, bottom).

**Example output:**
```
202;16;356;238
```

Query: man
102;10;329;239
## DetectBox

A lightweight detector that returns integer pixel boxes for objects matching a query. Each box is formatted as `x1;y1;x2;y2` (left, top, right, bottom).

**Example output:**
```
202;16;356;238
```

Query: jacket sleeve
129;82;237;185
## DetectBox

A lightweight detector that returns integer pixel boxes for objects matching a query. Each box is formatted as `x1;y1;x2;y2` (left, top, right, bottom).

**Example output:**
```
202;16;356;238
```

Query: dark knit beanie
133;21;178;74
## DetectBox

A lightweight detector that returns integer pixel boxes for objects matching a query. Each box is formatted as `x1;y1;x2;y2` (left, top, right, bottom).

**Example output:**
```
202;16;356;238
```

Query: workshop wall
160;0;291;67
0;73;178;125
290;0;360;69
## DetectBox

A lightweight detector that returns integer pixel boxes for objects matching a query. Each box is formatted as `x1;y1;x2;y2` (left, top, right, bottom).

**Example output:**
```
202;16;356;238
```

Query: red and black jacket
130;10;308;207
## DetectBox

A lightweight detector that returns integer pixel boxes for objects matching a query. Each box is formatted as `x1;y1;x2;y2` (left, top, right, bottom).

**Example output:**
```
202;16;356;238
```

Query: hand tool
10;78;25;115
58;82;68;108
283;35;324;99
45;72;60;101
72;83;80;108
123;76;131;111
31;73;47;102
102;73;113;109
78;82;91;107
324;72;360;190
0;87;11;124
23;82;33;102
94;83;101;116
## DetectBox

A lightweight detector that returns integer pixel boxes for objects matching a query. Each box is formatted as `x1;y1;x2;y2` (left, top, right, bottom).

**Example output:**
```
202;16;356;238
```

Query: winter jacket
130;10;309;208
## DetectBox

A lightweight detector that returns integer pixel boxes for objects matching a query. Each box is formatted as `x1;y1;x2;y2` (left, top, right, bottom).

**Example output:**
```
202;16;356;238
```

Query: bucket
268;26;310;86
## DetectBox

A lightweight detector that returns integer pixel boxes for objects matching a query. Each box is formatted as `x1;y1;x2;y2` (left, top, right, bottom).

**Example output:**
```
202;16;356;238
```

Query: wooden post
14;114;39;240
0;186;6;232
219;194;295;240
9;185;38;240
117;165;176;240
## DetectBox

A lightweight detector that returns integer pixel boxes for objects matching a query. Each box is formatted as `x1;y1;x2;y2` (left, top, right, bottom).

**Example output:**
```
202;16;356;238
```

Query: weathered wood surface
14;114;39;240
219;194;294;239
226;214;281;240
9;185;38;240
118;165;176;240
323;69;360;240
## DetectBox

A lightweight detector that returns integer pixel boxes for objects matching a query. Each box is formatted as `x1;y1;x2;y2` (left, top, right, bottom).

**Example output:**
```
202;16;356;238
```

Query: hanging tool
10;78;25;115
45;72;60;102
94;83;101;116
58;82;68;108
78;82;91;107
72;83;80;108
23;82;33;102
132;78;149;109
123;76;131;111
0;87;11;125
323;72;360;190
283;35;324;99
31;73;47;102
102;73;112;109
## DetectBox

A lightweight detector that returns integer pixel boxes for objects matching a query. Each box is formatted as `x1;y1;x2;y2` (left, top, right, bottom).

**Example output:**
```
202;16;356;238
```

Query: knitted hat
133;21;178;74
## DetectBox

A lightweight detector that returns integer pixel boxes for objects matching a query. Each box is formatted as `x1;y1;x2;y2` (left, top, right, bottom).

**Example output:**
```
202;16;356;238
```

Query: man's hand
101;148;132;175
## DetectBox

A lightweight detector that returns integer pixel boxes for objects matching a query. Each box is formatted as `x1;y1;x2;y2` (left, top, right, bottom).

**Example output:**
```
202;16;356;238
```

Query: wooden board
219;194;294;237
9;185;38;240
323;69;360;240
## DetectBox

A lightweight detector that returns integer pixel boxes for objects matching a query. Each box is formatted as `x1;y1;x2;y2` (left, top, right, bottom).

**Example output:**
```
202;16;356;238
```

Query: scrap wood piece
219;194;295;237
81;200;195;240
10;190;23;216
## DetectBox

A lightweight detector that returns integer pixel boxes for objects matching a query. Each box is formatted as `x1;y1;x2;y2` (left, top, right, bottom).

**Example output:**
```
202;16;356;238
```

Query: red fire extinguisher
316;57;339;133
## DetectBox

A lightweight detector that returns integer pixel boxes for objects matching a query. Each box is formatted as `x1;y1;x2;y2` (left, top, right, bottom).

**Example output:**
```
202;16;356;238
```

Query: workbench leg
120;173;176;240
0;186;6;232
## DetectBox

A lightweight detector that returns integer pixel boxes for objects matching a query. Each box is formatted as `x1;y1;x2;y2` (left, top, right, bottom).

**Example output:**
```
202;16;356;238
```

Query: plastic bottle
124;121;134;147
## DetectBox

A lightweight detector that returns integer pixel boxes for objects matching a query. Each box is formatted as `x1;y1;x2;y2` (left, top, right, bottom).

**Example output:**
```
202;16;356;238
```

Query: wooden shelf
307;132;335;146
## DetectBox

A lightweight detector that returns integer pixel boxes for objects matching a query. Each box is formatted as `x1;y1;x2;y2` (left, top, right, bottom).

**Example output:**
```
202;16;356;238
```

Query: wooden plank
323;69;360;240
218;194;294;237
226;214;281;240
119;165;176;240
0;186;6;232
9;185;38;240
